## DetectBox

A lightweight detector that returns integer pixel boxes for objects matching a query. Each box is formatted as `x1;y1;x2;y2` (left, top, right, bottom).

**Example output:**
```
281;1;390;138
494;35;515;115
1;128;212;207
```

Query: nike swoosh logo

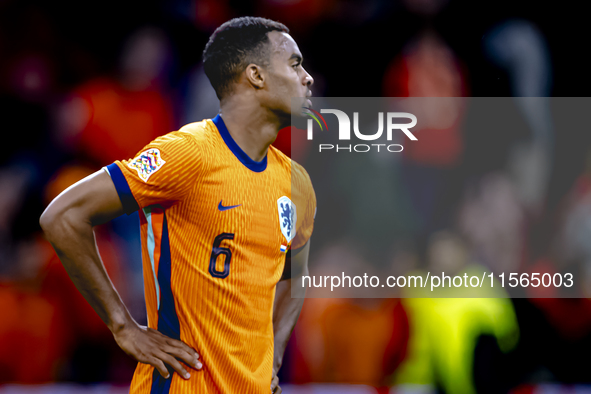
218;200;242;211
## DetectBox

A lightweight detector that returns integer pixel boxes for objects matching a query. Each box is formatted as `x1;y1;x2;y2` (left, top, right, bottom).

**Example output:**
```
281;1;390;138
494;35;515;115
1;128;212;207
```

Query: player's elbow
40;202;80;242
39;204;60;237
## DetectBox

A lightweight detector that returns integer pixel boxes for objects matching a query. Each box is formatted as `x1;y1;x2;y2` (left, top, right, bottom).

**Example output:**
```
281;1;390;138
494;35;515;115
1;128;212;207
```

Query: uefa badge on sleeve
277;196;296;252
128;148;166;182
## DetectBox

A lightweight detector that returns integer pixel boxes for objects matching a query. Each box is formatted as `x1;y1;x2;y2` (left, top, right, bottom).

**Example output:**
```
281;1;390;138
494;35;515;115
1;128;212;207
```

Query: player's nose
302;66;314;87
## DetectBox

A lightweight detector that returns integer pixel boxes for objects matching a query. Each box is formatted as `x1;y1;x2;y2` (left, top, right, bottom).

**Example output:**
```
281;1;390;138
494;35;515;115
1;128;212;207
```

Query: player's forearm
272;278;305;373
40;208;134;333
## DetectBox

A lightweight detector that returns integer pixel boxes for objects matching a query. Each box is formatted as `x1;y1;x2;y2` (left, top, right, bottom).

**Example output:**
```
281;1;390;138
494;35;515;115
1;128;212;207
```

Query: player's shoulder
291;159;312;187
177;118;218;144
149;118;219;161
269;146;313;189
132;119;219;169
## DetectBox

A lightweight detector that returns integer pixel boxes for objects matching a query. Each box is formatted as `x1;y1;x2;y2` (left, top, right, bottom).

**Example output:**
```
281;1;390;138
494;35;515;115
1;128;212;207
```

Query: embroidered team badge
277;196;297;244
128;148;166;182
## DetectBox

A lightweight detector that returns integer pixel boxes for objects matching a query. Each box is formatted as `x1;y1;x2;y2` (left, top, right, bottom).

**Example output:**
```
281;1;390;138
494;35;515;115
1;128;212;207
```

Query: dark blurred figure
55;27;175;167
286;297;409;390
382;0;467;240
0;166;137;384
483;20;553;216
505;150;591;386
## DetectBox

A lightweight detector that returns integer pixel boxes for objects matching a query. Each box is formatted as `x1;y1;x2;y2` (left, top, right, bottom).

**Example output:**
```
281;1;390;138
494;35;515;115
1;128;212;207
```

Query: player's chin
289;98;310;118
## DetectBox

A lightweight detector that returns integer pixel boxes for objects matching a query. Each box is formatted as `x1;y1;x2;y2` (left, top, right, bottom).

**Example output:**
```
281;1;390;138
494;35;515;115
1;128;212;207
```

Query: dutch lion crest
277;196;297;243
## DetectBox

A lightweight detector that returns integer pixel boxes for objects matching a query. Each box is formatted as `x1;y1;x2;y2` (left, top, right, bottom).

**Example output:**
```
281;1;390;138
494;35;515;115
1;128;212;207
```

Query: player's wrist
272;360;282;376
108;309;137;336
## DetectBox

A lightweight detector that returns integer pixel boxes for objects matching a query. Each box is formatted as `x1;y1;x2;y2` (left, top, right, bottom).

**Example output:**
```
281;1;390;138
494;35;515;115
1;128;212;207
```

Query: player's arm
271;240;310;394
39;170;201;379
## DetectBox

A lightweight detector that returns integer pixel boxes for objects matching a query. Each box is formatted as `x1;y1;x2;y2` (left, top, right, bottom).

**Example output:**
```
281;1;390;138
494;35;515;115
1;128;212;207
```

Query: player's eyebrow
289;54;303;63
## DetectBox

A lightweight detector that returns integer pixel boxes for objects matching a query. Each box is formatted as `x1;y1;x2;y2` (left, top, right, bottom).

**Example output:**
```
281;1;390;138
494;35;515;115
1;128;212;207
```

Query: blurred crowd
1;0;591;393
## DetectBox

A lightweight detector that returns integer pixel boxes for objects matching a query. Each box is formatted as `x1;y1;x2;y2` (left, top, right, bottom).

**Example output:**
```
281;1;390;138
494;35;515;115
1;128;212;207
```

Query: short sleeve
104;131;198;214
291;163;317;251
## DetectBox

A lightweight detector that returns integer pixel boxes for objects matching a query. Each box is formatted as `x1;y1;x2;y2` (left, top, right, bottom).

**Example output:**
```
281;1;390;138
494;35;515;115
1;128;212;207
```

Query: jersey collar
212;114;268;173
212;114;267;172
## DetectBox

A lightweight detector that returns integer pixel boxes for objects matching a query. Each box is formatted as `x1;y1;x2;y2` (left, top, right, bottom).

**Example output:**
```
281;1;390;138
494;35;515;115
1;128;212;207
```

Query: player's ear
245;64;265;89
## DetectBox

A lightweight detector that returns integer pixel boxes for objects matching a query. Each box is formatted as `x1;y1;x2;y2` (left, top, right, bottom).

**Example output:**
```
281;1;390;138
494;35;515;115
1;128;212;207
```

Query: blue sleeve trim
281;240;309;280
106;163;139;215
287;241;308;258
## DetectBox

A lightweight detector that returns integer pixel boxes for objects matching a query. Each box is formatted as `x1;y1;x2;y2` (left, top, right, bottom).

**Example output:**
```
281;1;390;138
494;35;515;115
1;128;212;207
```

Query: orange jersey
105;114;316;393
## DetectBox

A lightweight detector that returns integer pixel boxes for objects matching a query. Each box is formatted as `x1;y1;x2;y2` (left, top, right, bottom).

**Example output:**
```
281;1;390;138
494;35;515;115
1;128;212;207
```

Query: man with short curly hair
41;16;316;394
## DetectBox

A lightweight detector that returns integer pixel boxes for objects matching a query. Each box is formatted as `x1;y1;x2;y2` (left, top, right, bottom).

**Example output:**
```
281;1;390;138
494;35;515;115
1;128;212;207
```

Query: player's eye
293;63;301;69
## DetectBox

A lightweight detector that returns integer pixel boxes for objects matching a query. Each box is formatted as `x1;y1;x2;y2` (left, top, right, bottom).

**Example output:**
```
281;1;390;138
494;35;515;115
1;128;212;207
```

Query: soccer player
40;17;316;394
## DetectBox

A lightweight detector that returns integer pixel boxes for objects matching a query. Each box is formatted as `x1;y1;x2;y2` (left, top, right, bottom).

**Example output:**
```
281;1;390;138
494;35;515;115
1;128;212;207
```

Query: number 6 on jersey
209;232;235;278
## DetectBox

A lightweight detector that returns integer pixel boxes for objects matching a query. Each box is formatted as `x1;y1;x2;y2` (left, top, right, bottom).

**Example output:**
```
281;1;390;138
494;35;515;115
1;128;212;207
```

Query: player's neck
219;101;282;163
